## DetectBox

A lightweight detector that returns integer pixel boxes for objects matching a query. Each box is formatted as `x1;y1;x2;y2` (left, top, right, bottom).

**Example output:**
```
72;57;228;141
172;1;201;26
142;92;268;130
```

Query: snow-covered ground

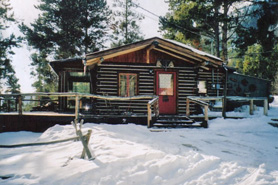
1;98;278;185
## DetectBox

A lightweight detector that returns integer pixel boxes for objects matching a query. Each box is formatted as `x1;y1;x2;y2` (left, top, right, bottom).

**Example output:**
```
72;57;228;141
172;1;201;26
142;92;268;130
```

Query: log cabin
49;37;271;127
50;37;226;126
0;37;271;132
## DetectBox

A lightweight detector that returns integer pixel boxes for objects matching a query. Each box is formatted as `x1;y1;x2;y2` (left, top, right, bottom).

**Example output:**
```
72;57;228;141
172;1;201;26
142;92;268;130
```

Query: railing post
249;99;254;115
264;98;268;116
18;95;23;115
186;98;190;117
204;105;209;122
155;100;159;117
75;95;80;122
222;97;226;118
147;103;151;128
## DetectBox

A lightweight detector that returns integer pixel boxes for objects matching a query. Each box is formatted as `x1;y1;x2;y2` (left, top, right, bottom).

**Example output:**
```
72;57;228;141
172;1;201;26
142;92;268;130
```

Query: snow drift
0;99;278;185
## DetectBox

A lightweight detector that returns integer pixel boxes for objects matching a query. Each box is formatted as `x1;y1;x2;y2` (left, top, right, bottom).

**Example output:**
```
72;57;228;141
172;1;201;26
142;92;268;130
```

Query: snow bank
1;99;278;184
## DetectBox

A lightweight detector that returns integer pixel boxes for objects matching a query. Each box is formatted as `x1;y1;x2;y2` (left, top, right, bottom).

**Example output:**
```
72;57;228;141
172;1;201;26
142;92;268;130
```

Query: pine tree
233;1;278;91
20;0;111;92
159;0;244;62
242;44;278;85
111;0;144;47
234;1;278;56
0;0;21;93
30;51;57;92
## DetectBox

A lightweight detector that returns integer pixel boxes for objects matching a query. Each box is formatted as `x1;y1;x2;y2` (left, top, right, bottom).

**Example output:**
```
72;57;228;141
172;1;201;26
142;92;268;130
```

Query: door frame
155;70;177;115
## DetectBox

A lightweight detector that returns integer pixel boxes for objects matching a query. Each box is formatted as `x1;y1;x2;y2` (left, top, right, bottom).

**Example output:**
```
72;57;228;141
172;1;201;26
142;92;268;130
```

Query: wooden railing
186;97;209;125
147;97;159;128
0;92;159;125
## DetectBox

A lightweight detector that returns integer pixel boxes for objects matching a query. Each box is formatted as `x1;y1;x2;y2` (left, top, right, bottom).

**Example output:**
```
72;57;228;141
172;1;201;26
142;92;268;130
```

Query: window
198;81;207;94
158;74;173;96
72;82;90;93
68;71;90;93
119;73;137;97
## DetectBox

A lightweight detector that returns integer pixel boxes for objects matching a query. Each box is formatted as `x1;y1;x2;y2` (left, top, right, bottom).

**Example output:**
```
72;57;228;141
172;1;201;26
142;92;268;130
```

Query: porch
0;92;160;132
0;92;269;132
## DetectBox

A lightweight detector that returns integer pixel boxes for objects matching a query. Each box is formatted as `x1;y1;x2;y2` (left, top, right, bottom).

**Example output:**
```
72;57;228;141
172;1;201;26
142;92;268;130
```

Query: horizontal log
97;74;117;77
97;88;117;92
139;78;154;81
98;81;118;84
0;135;82;148
97;84;117;88
96;77;117;81
98;70;117;74
139;92;154;95
139;75;154;78
138;86;154;89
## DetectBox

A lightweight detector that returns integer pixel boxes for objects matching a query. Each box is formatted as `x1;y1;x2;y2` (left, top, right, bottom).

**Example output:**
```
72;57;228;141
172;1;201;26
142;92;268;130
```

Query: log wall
93;64;226;115
94;64;155;115
198;68;224;96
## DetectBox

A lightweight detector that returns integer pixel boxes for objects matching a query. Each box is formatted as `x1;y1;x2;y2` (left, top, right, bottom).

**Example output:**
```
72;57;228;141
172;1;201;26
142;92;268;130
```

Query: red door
156;71;177;114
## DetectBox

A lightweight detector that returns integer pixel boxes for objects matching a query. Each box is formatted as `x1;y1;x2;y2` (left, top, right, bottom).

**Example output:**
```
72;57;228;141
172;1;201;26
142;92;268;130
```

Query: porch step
153;115;203;128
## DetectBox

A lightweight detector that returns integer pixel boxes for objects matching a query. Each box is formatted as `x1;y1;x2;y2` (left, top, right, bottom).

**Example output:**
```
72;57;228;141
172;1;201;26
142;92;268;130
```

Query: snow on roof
164;38;222;61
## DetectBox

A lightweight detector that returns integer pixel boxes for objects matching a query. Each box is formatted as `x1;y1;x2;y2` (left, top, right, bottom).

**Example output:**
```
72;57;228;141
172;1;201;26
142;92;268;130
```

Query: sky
6;0;169;93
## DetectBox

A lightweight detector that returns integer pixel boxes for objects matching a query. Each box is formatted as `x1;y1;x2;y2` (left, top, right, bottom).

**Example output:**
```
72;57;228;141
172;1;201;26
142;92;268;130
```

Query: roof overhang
50;58;83;74
85;37;223;68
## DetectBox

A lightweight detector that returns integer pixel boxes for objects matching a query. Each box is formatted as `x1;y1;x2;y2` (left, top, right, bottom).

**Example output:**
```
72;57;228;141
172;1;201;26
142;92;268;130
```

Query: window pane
158;74;173;95
119;73;137;97
72;82;90;93
198;81;207;93
119;75;127;96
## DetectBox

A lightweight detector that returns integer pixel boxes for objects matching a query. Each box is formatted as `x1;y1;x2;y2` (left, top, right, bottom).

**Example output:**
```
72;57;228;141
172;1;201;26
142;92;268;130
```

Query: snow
1;99;278;184
165;39;222;61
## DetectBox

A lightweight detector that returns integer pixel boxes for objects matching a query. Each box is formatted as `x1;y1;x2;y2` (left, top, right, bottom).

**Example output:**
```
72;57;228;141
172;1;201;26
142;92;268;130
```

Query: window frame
118;73;138;97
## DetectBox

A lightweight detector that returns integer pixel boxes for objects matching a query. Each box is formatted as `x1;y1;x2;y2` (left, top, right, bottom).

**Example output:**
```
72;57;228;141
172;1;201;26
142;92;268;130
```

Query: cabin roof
86;37;223;67
50;58;83;73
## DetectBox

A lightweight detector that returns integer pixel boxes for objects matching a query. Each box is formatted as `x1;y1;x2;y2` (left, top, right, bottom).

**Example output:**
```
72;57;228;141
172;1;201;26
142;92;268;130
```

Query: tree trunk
214;1;220;58
125;0;128;43
222;0;228;63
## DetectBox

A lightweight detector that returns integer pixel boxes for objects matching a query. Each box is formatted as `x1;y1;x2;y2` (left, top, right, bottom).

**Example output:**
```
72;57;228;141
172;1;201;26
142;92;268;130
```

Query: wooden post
76;128;94;160
155;100;159;117
222;97;226;118
264;99;268;116
250;99;254;115
186;98;190;117
201;105;209;128
204;105;209;122
18;95;23;115
75;95;80;123
81;130;93;159
146;44;155;64
147;103;151;128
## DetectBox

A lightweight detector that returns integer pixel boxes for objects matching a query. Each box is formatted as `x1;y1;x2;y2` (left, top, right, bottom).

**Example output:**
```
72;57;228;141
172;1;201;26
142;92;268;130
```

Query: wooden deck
0;111;155;132
0;112;75;133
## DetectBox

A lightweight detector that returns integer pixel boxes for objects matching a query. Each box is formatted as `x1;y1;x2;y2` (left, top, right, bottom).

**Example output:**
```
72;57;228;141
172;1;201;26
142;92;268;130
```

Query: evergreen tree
20;0;111;92
233;1;278;90
242;44;278;85
234;1;278;56
111;0;144;47
30;51;57;92
0;0;21;93
159;0;245;62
